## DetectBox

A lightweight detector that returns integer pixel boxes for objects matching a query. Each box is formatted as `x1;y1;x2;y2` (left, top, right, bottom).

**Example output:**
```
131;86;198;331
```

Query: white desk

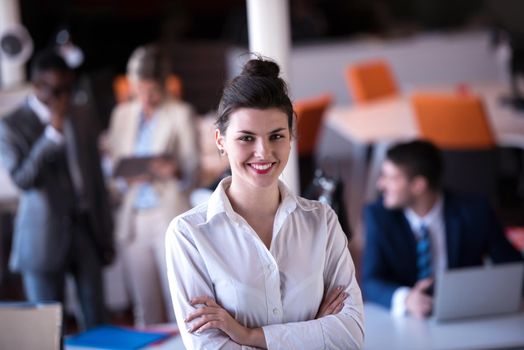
327;82;524;146
148;335;185;349
364;303;524;350
325;82;524;227
66;305;524;350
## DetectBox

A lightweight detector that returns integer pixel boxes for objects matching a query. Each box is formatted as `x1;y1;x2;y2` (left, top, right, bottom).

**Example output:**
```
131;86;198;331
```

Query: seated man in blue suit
362;140;523;318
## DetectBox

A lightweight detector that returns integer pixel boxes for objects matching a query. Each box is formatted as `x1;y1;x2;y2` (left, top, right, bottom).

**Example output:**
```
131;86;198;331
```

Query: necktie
417;224;432;280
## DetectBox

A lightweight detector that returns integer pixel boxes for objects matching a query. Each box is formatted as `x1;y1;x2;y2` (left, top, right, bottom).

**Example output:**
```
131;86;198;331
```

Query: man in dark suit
0;49;114;329
362;140;523;318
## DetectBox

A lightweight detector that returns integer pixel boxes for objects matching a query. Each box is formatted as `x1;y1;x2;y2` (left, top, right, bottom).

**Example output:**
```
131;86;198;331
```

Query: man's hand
406;278;433;318
185;296;266;348
48;94;70;133
316;285;347;318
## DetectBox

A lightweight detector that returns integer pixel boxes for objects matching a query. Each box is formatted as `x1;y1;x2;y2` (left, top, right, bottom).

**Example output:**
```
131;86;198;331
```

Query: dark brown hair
215;58;294;134
31;48;71;80
386;139;444;190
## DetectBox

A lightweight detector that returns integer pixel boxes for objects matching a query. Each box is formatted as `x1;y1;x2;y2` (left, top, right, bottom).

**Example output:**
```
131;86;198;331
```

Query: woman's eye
270;134;284;140
239;135;254;142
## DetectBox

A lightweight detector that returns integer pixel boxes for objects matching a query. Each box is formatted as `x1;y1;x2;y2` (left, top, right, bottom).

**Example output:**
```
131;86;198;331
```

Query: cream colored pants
122;208;175;326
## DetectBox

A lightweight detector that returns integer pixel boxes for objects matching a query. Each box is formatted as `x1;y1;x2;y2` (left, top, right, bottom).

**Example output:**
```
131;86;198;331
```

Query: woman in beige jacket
107;44;199;326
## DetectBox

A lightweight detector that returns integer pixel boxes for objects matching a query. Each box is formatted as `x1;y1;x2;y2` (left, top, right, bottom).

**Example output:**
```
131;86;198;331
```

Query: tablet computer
113;154;172;178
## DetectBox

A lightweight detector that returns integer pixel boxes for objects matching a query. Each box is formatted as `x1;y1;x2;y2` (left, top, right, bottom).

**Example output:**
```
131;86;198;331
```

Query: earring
219;148;225;155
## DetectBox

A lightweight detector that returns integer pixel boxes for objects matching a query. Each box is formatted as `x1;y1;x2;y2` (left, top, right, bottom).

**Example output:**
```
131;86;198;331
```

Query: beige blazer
108;98;200;242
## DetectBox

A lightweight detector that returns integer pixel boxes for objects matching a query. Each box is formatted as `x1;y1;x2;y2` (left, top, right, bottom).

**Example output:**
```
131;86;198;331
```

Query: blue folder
65;325;171;349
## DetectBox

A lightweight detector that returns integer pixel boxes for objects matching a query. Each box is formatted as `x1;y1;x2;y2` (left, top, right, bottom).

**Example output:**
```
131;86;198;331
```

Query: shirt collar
139;109;158;125
205;176;308;223
404;194;444;231
205;177;234;222
27;94;51;125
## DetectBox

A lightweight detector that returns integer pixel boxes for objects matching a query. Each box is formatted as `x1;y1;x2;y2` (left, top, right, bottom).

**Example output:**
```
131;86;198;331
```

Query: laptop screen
433;262;524;322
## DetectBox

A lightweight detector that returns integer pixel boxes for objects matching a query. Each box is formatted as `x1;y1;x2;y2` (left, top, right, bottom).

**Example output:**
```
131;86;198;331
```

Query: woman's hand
316;285;348;318
124;174;152;185
185;296;266;348
149;158;178;179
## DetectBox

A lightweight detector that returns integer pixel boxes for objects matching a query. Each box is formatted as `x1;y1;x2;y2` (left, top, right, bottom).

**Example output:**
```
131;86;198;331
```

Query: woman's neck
226;180;281;219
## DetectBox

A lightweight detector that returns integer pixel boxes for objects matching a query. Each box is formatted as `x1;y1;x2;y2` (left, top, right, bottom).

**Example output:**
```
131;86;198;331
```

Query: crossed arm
182;285;348;348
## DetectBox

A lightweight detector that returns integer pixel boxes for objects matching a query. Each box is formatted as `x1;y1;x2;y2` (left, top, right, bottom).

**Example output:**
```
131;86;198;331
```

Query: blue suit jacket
362;192;523;309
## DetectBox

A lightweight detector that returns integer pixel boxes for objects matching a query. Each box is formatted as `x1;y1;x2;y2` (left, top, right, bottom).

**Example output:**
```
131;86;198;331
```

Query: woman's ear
215;129;225;153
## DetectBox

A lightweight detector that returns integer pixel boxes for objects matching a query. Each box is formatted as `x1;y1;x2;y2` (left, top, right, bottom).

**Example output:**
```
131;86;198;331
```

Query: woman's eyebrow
269;127;286;134
236;130;255;135
235;127;287;135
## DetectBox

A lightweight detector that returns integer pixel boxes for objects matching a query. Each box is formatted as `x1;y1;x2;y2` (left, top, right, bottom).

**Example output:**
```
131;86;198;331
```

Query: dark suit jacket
362;192;523;309
0;100;114;273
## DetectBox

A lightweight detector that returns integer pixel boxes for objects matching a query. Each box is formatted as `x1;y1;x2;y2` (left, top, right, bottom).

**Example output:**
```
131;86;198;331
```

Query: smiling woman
165;58;364;349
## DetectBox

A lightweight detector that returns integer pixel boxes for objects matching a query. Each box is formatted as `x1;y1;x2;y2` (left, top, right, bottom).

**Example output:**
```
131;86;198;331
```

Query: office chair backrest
294;94;333;157
411;92;498;199
411;93;495;149
345;60;398;104
113;74;183;103
0;302;62;350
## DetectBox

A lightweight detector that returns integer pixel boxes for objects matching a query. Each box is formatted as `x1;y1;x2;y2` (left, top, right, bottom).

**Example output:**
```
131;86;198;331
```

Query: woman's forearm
241;327;267;349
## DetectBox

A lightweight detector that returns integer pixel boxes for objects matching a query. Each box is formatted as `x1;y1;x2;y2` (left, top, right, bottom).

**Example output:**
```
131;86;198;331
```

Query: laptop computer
433;262;524;322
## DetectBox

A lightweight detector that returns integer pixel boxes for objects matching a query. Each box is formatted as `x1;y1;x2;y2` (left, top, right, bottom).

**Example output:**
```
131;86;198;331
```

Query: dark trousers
22;216;105;331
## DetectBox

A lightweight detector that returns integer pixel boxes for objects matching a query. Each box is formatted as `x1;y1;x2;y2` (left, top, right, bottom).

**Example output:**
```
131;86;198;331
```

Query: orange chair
113;75;131;104
112;74;183;103
294;93;333;191
345;59;398;104
295;93;333;156
411;92;498;199
411;93;495;149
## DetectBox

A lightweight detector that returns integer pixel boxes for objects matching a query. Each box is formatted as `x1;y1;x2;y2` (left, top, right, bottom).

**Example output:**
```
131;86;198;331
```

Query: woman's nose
254;139;271;157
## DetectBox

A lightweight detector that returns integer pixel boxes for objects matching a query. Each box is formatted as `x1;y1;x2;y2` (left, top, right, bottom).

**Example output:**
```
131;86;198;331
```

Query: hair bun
241;58;280;79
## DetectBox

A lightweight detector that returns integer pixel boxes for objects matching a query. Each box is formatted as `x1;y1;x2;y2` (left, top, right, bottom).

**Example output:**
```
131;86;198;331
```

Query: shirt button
272;308;279;315
266;264;272;271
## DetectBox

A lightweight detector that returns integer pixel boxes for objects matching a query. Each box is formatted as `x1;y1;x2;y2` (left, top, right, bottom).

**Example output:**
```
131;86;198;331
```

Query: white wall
229;30;509;105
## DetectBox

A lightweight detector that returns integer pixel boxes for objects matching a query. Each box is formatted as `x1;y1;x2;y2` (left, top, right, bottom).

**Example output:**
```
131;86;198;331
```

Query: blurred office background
1;0;524;335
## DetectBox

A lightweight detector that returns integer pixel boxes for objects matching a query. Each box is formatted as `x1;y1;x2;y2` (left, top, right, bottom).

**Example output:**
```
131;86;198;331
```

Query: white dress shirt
391;195;447;316
166;177;364;349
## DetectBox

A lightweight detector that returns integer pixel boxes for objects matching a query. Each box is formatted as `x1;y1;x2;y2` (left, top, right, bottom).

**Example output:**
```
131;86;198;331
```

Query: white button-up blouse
166;177;364;349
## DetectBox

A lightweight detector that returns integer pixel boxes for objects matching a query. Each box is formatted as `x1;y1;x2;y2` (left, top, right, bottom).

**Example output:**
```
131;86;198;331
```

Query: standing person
0;49;114;329
166;58;364;349
362;140;523;318
106;44;199;326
